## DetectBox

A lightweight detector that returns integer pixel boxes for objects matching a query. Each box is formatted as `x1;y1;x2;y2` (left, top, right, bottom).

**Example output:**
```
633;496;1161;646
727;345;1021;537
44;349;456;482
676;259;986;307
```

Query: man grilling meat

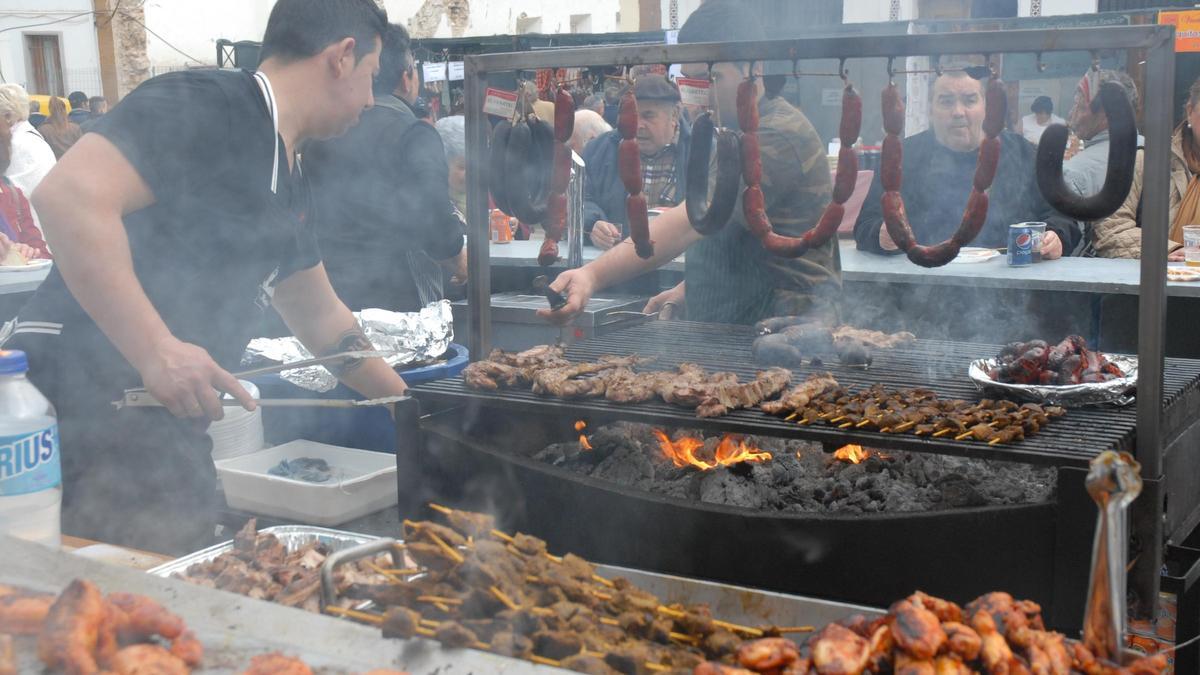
541;0;840;327
1;0;408;553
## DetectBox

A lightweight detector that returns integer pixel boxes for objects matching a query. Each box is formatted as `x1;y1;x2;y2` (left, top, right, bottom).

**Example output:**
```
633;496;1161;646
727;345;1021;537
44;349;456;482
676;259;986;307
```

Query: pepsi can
1008;223;1035;267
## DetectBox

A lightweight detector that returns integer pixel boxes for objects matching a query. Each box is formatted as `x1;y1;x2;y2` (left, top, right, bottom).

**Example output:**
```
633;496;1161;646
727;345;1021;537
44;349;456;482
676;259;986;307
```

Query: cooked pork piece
697;368;791;418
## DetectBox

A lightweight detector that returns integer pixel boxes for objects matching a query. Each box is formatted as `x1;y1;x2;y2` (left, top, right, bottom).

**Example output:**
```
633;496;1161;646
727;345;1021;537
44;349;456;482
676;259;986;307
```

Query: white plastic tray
215;440;397;527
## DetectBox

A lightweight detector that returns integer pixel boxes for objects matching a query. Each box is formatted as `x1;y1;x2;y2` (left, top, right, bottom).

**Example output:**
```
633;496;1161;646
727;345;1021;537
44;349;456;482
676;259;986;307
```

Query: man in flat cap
582;75;690;249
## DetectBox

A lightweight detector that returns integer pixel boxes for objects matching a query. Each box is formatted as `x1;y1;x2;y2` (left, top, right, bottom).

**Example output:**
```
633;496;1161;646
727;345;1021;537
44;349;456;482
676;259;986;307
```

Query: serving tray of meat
969;336;1136;407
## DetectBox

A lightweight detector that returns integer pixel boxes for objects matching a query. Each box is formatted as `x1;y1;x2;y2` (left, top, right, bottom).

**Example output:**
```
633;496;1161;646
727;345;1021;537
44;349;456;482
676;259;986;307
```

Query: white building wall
1019;0;1097;16
0;2;102;95
142;0;623;69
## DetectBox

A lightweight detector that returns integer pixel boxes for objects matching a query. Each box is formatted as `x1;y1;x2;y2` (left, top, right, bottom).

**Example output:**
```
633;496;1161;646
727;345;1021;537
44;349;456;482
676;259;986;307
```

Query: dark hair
259;0;387;64
373;23;413;96
677;0;766;45
88;96;107;112
67;91;87;108
1031;96;1053;115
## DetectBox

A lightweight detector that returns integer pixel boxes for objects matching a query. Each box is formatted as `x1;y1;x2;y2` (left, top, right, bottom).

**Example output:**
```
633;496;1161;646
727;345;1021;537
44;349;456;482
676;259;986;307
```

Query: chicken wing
894;652;936;675
108;644;189;675
169;630;203;668
810;623;870;675
890;600;947;660
940;622;981;661
242;653;313;675
867;623;895;672
107;592;185;642
908;592;963;624
1026;631;1069;675
971;610;1017;675
0;584;53;635
933;655;972;675
783;657;812;675
38;579;118;675
736;637;800;671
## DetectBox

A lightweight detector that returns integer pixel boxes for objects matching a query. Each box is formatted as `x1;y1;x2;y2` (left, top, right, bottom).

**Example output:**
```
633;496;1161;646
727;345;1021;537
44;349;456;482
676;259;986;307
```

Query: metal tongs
1082;450;1143;662
113;350;405;410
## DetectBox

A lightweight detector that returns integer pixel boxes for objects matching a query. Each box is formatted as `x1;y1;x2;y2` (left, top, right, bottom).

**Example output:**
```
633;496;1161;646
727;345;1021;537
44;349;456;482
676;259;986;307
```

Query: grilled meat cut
988;336;1124;385
760;373;840;415
108;644;189;675
697;368;791;418
38;579;118;675
0;583;54;635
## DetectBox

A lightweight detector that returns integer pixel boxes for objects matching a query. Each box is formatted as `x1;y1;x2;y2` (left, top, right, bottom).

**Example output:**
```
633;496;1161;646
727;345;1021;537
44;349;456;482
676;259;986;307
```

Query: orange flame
654;429;772;471
575;420;592;450
834;444;868;464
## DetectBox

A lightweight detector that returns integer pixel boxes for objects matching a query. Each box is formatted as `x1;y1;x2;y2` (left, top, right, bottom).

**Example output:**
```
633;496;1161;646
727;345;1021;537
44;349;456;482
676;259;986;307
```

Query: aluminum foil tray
148;525;381;578
968;354;1138;407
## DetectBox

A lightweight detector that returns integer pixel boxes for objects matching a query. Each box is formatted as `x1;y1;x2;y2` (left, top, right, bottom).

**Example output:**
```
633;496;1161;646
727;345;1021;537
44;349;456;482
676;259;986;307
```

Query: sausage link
742;185;772;239
544;192;568;240
741;131;763;187
538;238;560;267
618;89;638;140
627;193;654;259
881;190;916;251
812;202;847;243
737;79;760;133
973;136;1000;192
881;135;903;193
839;84;863;147
618;139;643;195
982;77;1007;138
952;190;989;247
882;83;905;137
554;87;575;143
762;231;812;258
832;147;858;204
550;142;573;194
907;241;962;267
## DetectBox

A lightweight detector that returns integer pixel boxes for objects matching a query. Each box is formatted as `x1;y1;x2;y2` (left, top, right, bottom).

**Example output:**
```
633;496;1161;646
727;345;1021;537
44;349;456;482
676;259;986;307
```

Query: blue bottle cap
0;349;29;375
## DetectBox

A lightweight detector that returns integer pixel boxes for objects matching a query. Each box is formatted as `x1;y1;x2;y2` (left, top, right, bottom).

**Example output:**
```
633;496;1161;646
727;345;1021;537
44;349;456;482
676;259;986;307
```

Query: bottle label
0;425;61;497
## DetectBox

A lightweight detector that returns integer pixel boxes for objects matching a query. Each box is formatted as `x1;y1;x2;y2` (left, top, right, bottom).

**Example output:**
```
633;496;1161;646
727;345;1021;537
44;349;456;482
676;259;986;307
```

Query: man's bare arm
30;133;254;419
272;264;408;398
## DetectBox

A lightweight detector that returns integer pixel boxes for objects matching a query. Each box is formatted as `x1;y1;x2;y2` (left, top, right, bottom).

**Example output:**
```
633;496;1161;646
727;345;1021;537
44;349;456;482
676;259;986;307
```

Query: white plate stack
209;380;265;461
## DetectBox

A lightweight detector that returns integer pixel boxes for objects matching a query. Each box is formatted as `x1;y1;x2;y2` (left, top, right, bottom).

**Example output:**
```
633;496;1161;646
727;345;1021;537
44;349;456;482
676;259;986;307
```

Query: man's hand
1041;231;1064;260
536;268;597;325
590;221;622;250
643;282;685;320
879;226;899;252
12;243;37;260
137;336;256;420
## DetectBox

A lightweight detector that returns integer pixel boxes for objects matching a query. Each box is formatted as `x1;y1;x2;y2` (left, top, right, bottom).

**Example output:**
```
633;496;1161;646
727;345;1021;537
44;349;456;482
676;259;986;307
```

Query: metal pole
463;57;491;359
1131;25;1175;620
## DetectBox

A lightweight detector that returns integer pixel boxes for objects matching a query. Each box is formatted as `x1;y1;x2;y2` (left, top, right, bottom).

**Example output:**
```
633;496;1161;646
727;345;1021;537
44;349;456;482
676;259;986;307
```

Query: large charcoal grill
421;22;1200;673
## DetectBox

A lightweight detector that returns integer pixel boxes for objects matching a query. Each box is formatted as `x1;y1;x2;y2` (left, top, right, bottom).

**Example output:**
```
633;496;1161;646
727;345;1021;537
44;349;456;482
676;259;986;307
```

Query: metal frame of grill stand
450;22;1194;663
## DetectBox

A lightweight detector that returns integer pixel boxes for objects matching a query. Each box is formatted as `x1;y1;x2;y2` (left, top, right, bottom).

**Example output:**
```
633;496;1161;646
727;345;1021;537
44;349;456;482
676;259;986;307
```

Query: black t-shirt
11;69;319;391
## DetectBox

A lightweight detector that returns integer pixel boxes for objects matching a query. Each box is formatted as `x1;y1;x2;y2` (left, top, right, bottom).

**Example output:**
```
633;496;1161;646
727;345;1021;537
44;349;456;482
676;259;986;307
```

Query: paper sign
677;77;711;107
448;61;465;81
1160;11;1200;52
665;29;679;45
483;88;518;118
422;61;449;82
821;88;842;106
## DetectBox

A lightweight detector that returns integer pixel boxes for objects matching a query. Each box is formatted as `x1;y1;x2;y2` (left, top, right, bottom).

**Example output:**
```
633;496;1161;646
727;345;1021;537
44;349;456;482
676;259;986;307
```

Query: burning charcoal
381;607;422;640
534;630;585;659
435;621;479;648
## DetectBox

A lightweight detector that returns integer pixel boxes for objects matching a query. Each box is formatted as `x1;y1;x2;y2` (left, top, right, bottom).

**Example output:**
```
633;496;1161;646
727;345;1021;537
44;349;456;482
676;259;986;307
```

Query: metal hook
932;54;943;77
1035;52;1047;73
839;57;849;82
887;56;896;81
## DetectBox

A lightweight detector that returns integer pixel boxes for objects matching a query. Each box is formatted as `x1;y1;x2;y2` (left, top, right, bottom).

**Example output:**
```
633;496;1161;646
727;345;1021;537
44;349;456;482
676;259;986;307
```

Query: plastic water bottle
0;349;61;547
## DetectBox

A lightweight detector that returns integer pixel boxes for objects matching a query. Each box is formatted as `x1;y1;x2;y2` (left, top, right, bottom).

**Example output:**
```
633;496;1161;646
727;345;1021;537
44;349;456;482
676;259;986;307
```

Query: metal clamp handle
320;538;406;611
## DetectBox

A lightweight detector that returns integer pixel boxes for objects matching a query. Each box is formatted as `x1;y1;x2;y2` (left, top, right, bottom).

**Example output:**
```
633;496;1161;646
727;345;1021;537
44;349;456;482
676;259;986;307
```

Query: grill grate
413;321;1200;468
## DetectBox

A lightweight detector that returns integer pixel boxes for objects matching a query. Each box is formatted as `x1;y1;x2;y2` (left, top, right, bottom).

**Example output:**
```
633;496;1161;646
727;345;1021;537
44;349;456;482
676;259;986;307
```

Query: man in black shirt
305;23;465;313
4;0;407;553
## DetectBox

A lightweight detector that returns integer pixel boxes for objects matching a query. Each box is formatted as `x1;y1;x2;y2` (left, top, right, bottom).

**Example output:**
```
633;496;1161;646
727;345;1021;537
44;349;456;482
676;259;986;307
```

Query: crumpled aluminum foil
968;355;1138;407
242;301;454;392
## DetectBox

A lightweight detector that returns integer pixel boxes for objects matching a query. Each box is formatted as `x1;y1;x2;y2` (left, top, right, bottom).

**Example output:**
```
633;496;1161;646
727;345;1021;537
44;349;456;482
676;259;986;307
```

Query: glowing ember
833;444;869;464
654;429;772;471
575;420;592;450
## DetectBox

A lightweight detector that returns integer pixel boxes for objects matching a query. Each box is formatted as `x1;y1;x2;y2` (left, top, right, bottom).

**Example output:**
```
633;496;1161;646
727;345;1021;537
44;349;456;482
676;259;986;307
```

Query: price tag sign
422;62;448;83
676;77;711;107
448;61;465;81
483;88;518;118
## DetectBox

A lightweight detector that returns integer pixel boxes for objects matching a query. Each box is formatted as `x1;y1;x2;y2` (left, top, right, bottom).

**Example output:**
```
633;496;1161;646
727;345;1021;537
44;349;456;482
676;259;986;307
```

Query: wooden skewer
785;412;798;421
417;595;464;605
491;585;520;611
933;428;954;438
855;418;874;428
529;655;562;667
954;431;973;441
989;437;1005;445
838;421;854;429
490;529;515;543
892;421;917;433
645;663;670;672
426;529;466;564
830;416;847;424
773;625;816;633
429;502;453;516
593;575;616;588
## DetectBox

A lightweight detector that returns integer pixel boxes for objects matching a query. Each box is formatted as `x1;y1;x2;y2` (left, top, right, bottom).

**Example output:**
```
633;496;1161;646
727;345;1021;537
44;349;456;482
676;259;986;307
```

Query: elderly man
582;75;690;249
435;114;466;214
855;71;1079;258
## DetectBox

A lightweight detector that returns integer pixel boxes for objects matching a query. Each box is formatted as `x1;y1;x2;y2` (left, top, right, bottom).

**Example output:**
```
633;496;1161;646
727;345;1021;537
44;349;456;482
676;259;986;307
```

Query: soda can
1008;223;1036;267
